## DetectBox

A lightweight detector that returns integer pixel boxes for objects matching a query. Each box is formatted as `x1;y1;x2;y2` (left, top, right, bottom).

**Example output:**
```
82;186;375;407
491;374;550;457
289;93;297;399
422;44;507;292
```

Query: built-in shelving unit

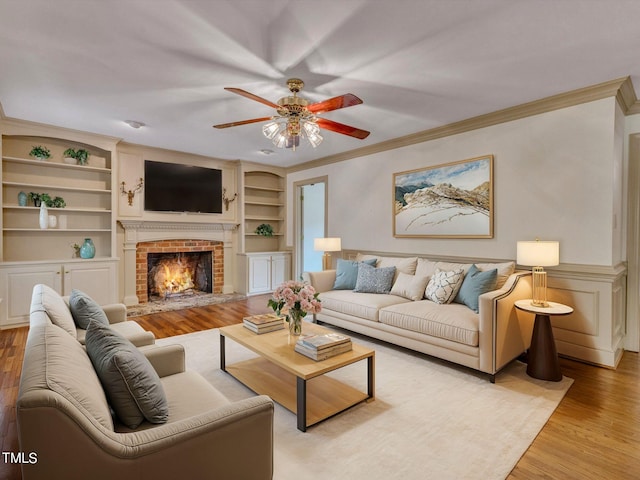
237;164;291;295
0;131;119;328
242;169;285;253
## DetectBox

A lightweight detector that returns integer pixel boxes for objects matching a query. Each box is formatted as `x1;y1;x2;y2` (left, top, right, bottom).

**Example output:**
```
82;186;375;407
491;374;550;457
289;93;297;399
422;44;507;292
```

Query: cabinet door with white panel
0;259;117;328
239;252;291;295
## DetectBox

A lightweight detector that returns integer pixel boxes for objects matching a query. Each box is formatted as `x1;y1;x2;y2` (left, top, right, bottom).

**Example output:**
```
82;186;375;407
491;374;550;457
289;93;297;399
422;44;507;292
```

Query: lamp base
531;267;549;307
322;253;332;271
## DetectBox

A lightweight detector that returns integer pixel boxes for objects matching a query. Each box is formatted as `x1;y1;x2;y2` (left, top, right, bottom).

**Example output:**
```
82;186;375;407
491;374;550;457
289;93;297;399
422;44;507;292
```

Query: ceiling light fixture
124;120;145;129
214;78;369;151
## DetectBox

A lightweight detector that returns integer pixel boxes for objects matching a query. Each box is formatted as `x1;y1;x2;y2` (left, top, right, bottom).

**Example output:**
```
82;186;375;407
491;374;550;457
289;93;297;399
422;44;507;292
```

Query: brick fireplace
136;240;223;303
119;220;236;306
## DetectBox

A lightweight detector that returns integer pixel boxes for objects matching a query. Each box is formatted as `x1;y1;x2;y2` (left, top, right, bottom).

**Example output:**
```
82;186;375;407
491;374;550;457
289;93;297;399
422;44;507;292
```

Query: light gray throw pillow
69;289;109;329
85;321;169;429
354;263;396;294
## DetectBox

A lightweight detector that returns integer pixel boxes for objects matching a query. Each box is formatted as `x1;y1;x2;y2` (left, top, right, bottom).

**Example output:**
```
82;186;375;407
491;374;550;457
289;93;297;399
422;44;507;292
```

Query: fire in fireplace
147;251;213;300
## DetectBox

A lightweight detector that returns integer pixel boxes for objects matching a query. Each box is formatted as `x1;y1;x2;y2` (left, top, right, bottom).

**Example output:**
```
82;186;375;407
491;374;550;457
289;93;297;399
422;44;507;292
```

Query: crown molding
287;76;637;174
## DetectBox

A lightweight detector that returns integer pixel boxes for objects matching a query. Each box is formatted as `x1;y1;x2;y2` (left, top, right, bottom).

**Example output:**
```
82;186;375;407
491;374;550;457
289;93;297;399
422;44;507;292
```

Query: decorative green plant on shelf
28;193;65;208
63;148;90;165
255;223;274;237
29;145;51;160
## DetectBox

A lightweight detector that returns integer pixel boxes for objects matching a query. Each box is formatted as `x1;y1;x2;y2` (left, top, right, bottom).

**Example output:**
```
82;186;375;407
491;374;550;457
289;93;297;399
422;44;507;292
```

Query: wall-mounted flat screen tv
144;160;222;214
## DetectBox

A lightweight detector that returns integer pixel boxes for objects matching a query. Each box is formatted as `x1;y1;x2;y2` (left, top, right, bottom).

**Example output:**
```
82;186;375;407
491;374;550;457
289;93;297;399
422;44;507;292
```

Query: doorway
294;177;327;279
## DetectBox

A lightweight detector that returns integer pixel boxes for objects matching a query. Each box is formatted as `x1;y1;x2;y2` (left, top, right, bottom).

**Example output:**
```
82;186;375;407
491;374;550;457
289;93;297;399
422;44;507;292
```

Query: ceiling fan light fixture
262;121;280;140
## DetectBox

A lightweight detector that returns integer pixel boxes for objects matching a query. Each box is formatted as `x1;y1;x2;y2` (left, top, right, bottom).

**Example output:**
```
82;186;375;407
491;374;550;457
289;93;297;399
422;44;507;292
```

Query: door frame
293;175;328;280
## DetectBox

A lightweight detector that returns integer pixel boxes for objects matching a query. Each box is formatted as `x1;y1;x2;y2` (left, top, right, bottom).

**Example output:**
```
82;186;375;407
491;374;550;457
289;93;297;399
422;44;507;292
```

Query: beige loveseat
304;254;534;382
17;287;275;480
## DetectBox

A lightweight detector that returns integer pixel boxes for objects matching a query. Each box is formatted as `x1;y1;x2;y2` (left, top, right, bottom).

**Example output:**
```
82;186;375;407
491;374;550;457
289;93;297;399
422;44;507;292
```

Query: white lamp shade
314;237;342;252
517;240;559;267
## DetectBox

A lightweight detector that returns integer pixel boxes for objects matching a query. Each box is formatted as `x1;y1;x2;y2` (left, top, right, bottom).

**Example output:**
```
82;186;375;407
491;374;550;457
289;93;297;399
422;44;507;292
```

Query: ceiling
1;0;640;168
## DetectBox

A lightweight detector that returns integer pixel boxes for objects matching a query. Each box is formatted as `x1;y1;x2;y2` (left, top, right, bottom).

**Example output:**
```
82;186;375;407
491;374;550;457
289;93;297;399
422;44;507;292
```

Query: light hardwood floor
1;295;638;479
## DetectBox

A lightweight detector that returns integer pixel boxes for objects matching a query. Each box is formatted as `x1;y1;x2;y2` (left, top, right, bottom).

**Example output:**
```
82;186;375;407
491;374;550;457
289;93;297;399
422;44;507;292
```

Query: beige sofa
304;255;534;382
18;287;275;480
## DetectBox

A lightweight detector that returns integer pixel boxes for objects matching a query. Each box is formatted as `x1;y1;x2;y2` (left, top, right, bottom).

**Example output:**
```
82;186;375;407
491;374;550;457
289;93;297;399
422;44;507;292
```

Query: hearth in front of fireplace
147;251;213;300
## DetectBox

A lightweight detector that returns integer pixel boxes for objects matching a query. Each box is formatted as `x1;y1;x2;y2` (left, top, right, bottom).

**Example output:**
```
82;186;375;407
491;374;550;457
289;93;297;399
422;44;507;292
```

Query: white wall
288;97;620;266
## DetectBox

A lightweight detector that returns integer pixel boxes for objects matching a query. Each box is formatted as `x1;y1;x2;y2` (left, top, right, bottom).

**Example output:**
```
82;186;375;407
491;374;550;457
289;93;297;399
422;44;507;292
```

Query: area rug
126;292;246;317
156;328;573;480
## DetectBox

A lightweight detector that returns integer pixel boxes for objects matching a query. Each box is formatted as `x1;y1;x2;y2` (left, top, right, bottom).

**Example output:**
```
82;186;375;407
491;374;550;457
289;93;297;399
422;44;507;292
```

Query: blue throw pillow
454;264;498;312
354;263;396;294
333;258;377;290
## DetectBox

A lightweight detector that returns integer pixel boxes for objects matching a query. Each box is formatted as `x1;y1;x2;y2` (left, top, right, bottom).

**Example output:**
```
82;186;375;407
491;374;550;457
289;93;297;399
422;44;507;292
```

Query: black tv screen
144;160;222;214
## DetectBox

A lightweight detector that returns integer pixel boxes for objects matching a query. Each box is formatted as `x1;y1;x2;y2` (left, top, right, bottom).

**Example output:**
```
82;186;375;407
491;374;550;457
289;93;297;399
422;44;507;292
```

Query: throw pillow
454;264;498;312
85;321;169;429
333;258;377;290
390;272;430;301
354;263;396;294
425;268;465;304
69;289;110;329
37;284;77;338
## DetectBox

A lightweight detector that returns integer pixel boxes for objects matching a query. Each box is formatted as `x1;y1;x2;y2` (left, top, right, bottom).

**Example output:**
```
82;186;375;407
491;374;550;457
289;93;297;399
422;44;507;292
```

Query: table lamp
516;239;559;307
314;237;342;270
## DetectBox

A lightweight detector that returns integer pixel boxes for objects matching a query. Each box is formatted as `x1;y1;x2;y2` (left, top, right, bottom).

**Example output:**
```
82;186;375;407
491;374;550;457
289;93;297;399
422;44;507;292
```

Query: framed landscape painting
393;155;493;238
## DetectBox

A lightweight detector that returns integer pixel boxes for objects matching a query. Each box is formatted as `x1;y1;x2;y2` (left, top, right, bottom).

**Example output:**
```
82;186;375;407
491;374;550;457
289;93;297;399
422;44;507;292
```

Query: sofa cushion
333;258;377;290
390;272;430;301
320;290;411;322
85;321;169;429
453;264;498;312
31;284;77;338
425;268;465;304
414;258;438;280
69;289;109;329
475;261;515;289
22;324;114;430
380;301;480;347
354;263;396;294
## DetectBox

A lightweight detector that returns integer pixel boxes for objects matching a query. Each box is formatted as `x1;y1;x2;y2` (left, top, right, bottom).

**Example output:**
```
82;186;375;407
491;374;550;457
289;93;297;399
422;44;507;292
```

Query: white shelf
245;184;284;192
2;156;111;174
3;228;112;232
3;205;111;213
245;215;282;221
245;233;284;237
2;181;110;194
245;200;284;207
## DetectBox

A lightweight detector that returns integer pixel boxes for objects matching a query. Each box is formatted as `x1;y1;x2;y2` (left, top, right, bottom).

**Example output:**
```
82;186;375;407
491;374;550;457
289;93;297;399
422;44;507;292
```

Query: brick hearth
136;239;224;303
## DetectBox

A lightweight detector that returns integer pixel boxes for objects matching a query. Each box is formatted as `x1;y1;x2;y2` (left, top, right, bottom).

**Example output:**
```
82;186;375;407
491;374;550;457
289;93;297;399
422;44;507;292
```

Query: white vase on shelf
39;203;48;229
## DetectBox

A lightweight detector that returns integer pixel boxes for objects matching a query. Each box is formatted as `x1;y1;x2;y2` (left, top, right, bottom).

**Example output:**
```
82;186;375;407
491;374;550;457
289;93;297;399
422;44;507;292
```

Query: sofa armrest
102;303;127;324
140;344;186;377
302;269;336;293
478;271;534;374
18;394;274;480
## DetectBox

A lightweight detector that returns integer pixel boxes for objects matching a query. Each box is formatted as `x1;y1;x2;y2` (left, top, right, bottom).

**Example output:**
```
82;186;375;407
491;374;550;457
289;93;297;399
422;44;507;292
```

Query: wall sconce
222;188;238;211
120;178;144;206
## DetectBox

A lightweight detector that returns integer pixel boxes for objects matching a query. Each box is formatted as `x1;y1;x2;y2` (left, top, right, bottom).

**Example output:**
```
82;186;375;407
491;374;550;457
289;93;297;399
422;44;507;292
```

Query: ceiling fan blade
213;117;272;129
316;118;370;139
224;87;280;109
307;93;363;114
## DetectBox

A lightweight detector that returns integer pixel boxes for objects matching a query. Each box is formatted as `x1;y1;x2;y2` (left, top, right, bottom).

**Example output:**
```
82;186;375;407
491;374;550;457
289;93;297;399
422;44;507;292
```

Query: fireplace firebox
147;251;212;300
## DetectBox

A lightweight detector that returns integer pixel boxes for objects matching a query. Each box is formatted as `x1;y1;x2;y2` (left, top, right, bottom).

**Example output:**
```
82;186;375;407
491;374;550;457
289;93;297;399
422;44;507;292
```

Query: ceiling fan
213;78;370;150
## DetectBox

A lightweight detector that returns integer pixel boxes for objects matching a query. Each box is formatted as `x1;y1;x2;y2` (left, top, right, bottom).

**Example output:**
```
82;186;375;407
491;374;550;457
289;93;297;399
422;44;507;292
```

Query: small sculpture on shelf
70;243;81;258
120;178;144;206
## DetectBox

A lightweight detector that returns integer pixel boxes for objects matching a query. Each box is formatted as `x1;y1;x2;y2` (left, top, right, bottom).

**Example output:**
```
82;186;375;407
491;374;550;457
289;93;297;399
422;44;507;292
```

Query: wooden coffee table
219;322;375;432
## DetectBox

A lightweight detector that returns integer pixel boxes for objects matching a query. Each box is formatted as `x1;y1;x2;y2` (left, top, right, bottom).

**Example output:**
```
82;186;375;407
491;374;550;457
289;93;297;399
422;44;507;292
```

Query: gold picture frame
393;155;494;238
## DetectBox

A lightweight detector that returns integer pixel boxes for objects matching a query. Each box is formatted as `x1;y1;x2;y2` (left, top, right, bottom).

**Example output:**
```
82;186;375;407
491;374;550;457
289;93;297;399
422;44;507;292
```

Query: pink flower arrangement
268;280;322;320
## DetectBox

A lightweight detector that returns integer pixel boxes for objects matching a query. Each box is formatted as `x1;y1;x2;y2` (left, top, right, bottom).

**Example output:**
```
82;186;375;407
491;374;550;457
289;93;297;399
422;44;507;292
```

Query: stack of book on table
243;313;284;334
295;333;352;361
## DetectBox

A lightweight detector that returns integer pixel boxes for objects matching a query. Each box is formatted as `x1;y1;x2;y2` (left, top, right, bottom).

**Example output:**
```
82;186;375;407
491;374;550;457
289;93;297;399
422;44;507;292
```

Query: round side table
515;300;573;382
